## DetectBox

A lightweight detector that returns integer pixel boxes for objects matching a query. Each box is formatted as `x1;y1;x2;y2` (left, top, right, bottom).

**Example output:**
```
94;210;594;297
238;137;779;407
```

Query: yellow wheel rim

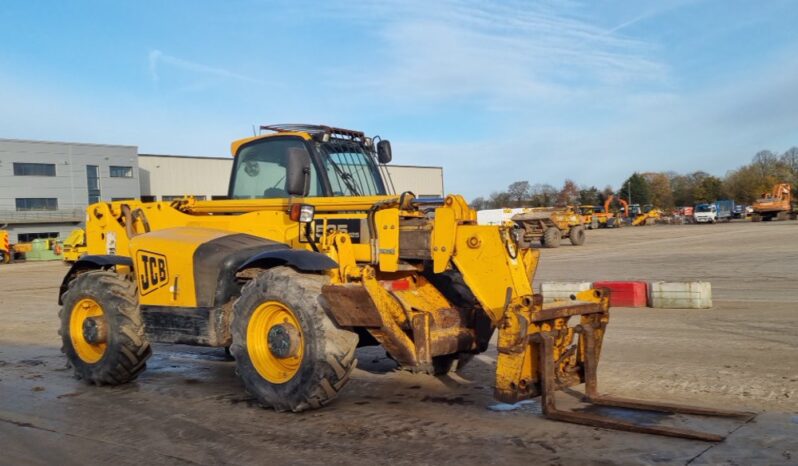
247;300;304;384
69;298;107;364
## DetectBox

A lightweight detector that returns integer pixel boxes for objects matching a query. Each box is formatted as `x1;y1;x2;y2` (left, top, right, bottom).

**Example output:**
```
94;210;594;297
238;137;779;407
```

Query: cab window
231;138;321;199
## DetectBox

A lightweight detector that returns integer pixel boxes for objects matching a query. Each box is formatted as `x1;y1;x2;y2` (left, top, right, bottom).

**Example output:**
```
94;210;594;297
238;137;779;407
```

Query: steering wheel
263;188;288;198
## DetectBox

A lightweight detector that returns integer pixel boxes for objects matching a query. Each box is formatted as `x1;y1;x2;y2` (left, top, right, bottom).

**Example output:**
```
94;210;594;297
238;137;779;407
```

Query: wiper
340;172;361;196
327;156;361;196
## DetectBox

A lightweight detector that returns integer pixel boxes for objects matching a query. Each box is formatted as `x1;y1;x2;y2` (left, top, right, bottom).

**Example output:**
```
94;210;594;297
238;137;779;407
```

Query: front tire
569;225;586;246
542;227;561;248
59;270;151;385
231;267;358;412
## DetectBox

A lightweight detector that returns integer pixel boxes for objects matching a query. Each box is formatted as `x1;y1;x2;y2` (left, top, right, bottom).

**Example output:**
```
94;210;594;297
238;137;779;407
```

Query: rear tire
542;227;561;248
569;225;586;246
231;266;358;412
59;270;151;385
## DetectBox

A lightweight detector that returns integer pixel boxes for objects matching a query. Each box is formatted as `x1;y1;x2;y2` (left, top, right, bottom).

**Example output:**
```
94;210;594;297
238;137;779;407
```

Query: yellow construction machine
58;124;749;440
511;206;586;248
0;230;11;264
578;205;612;229
62;228;87;263
631;205;662;226
0;230;38;264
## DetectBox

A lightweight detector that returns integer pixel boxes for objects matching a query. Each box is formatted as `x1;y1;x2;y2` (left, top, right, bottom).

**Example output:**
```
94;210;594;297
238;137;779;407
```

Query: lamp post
627;180;632;206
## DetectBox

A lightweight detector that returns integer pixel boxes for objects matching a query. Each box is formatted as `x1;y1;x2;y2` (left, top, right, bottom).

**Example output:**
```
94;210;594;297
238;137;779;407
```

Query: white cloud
1;0;795;203
407;52;798;198
148;49;264;87
320;0;667;107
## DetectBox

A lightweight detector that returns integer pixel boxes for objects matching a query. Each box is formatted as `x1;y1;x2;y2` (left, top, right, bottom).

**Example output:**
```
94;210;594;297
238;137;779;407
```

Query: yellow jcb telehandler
58;125;749;440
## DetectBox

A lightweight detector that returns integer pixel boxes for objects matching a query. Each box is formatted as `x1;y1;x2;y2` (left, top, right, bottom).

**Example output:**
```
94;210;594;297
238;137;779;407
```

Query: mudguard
59;255;134;304
193;234;338;308
237;249;338;274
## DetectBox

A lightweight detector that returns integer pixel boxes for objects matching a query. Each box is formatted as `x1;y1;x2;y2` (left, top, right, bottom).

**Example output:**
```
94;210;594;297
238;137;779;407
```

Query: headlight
290;204;315;223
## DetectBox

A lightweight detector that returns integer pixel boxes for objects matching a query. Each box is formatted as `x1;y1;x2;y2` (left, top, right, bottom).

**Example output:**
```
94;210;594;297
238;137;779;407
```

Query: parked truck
693;200;733;224
477;207;586;248
715;200;733;222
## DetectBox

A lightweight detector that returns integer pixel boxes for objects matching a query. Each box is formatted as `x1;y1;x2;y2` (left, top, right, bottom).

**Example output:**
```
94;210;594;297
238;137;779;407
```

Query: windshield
229;136;386;198
315;140;386;196
695;204;714;212
230;138;322;199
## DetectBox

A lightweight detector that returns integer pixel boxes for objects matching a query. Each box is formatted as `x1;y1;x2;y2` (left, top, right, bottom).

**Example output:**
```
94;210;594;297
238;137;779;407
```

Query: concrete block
649;281;712;309
540;282;592;303
593;281;648;308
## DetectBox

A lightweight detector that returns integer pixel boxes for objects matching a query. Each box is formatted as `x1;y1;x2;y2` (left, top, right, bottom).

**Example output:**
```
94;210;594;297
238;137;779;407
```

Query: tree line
469;147;798;210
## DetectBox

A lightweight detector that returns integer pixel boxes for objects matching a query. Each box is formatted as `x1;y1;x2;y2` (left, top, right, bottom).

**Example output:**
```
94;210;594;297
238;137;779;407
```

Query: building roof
0;138;137;149
139;153;233;161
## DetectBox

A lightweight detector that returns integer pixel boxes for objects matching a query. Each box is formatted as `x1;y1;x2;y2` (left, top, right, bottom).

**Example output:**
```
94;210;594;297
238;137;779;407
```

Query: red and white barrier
537;280;713;309
592;281;648;308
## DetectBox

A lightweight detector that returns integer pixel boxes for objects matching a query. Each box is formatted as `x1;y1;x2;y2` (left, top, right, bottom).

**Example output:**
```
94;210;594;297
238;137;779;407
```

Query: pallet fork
528;296;754;442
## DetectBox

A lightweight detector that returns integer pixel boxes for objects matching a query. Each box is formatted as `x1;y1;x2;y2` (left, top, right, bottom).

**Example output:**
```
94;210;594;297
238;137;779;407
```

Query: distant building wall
383;165;444;198
0;139;139;243
140;155;444;200
0;139;445;244
138;154;232;200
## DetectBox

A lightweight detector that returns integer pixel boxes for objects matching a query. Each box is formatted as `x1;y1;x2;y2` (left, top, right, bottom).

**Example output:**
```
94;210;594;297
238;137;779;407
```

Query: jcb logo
136;250;169;295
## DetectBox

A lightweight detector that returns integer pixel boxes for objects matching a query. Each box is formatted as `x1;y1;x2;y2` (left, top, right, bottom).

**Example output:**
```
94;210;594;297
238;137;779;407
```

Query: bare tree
469;196;488;210
780;147;798;173
556;179;580;206
507;181;530;206
488;191;512;208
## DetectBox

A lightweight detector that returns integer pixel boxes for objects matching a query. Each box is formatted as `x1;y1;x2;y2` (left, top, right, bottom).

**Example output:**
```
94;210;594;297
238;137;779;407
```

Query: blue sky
1;1;796;198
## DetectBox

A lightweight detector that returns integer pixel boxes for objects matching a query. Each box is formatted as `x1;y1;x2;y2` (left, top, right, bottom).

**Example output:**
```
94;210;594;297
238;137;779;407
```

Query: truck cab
693;203;717;223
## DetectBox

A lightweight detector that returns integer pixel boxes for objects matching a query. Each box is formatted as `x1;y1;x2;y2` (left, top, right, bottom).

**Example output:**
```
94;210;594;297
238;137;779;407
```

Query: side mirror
377;140;392;164
286;147;311;196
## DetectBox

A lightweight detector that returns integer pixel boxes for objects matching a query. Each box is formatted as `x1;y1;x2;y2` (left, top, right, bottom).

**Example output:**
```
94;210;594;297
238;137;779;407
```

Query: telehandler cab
59;124;750;440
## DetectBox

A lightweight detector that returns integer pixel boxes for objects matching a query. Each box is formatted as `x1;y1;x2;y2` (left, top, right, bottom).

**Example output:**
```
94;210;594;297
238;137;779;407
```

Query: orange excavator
603;195;629;227
752;183;793;221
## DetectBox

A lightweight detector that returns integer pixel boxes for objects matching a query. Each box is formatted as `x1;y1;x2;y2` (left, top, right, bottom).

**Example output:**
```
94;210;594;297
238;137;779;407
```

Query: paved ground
1;221;796;465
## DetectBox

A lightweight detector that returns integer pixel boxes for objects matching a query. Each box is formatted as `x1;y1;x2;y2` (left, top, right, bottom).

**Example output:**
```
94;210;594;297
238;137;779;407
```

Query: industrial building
139;154;230;201
0;139;139;243
139;154;444;201
0;139;444;243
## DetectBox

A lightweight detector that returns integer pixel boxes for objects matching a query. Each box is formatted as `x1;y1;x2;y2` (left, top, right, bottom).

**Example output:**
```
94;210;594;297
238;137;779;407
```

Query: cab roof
230;124;368;156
